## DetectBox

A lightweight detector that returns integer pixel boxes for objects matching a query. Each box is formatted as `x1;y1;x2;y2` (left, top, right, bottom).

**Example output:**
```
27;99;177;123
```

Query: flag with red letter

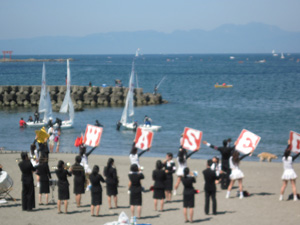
83;124;103;147
182;127;203;151
135;127;153;150
235;129;261;154
290;131;300;153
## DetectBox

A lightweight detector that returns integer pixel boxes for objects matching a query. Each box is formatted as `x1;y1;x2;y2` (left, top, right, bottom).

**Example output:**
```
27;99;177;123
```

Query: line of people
17;137;299;223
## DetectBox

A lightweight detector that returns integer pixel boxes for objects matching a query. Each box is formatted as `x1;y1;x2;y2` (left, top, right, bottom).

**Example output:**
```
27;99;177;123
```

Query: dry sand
0;152;299;225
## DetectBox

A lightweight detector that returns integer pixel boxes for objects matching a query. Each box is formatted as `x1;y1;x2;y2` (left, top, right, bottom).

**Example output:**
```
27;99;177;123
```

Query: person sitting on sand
279;140;300;201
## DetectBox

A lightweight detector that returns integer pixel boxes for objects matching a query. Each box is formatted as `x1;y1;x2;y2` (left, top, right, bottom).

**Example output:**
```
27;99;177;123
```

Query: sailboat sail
38;63;47;114
38;63;52;123
60;59;74;122
120;61;135;124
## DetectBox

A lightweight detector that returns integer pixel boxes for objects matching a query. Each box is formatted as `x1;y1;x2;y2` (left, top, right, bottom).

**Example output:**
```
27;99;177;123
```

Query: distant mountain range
1;23;299;54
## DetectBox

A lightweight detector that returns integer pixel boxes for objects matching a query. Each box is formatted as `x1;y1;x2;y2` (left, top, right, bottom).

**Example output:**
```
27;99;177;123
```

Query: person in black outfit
128;164;144;219
104;158;118;209
71;155;86;207
181;167;196;223
95;120;103;127
47;118;53;128
55;160;72;214
34;110;39;123
163;152;176;202
152;160;166;211
89;165;105;216
36;157;51;205
54;118;62;129
18;152;36;211
202;159;221;215
203;139;235;189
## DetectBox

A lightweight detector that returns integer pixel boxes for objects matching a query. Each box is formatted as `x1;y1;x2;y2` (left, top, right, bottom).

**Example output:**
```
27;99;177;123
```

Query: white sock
239;191;244;199
294;195;298;201
279;195;283;201
226;191;230;198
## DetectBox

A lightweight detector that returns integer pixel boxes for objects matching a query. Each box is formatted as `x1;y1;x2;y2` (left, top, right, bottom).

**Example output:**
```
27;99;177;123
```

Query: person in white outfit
226;150;253;199
129;141;150;169
279;142;300;201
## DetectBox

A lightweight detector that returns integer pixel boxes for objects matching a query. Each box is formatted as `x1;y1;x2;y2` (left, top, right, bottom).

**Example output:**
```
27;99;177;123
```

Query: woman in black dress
152;160;166;211
89;165;105;216
128;164;144;219
71;155;85;207
18;152;36;211
55;160;72;214
36;157;51;205
181;167;196;223
163;152;176;202
104;158;118;209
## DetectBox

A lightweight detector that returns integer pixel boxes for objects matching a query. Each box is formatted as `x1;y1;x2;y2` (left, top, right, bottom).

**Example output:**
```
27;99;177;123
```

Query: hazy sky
1;0;300;39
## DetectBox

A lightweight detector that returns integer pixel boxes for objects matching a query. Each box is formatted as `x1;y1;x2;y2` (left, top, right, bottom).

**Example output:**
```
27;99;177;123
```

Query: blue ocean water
0;54;299;162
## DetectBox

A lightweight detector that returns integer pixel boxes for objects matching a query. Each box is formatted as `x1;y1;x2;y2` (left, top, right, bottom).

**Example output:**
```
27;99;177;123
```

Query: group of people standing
17;136;299;223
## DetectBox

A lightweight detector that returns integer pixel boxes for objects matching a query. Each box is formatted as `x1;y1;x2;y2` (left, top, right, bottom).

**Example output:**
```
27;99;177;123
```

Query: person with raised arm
226;149;254;199
203;139;235;189
279;140;300;201
129;141;150;169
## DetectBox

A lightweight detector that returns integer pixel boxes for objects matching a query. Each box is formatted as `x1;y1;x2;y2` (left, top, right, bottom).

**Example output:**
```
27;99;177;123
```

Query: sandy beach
0;151;299;225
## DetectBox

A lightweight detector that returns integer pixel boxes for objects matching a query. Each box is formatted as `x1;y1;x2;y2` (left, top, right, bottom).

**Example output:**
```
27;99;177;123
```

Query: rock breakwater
0;85;167;111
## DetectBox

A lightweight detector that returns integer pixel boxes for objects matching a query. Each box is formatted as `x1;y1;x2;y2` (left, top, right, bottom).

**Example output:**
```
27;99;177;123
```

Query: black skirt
74;180;85;194
106;184;118;196
183;194;194;208
58;182;70;200
153;188;165;199
165;175;173;191
130;192;142;206
40;180;50;194
91;190;102;206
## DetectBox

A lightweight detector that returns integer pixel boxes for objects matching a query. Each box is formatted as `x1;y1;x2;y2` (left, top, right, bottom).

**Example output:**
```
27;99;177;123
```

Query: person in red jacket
19;117;27;128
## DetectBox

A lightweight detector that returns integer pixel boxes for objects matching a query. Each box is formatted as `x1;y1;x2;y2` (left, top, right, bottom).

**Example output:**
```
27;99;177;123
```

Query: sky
0;0;300;40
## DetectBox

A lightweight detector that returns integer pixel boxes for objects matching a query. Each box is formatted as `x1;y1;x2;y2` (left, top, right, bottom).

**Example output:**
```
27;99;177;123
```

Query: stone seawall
0;85;167;111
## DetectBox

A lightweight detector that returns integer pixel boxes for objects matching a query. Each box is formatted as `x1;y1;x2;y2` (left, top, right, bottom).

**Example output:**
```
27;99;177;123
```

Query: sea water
0;54;299;162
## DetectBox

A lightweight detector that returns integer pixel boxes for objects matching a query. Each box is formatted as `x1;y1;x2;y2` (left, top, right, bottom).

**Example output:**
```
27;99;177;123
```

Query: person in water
95;120;103;127
19;117;27;128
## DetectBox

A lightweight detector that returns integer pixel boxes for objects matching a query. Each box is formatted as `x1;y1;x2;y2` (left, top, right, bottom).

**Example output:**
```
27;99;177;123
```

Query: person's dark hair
75;155;82;164
21;117;23;120
79;145;86;156
156;160;163;170
130;164;139;172
232;151;240;165
223;139;228;147
92;165;99;175
30;144;36;155
184;167;190;178
21;152;28;161
178;147;187;164
57;160;64;170
130;144;138;155
104;158;114;176
167;152;173;158
207;159;213;167
284;149;291;160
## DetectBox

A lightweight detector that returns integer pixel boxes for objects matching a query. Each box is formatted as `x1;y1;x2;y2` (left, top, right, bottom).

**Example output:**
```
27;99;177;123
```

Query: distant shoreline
0;58;74;63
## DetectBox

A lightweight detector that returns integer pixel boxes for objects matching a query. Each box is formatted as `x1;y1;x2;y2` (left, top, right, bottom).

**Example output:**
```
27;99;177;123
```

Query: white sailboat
27;63;52;127
281;53;285;59
56;59;74;129
120;61;136;130
272;50;278;57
